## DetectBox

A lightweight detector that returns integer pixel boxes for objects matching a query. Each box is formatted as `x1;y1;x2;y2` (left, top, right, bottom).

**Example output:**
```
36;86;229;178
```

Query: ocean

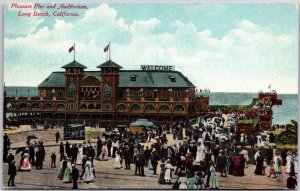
4;87;298;125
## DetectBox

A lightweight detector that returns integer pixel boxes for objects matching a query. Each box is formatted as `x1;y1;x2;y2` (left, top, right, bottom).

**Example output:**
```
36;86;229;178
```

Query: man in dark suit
96;136;102;159
151;150;159;175
8;160;17;187
124;145;131;169
66;141;71;158
71;164;79;189
60;142;64;161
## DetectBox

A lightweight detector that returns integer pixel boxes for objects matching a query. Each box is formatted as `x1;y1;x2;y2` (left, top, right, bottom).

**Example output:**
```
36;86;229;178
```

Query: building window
95;104;101;109
174;105;185;111
44;103;53;110
103;104;112;111
57;103;65;110
145;91;154;99
68;84;75;98
117;104;127;111
130;75;137;81
58;91;64;98
169;76;176;82
68;104;76;110
159;105;169;111
130;104;141;111
171;90;182;98
145;104;155;111
137;91;143;98
103;86;112;98
88;104;95;110
31;103;40;110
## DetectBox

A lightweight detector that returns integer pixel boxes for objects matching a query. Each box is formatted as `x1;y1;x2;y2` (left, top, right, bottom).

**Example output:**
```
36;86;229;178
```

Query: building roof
61;60;87;69
38;70;195;88
97;60;122;69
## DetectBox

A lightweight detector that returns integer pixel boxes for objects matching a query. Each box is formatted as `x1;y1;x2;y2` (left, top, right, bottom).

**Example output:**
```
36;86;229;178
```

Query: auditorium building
4;59;209;126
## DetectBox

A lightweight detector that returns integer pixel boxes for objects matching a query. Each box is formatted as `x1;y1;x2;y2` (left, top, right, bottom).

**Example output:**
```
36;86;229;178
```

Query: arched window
31;103;40;110
159;105;170;111
174;105;185;111
19;103;27;110
6;103;16;109
68;84;75;98
80;91;85;98
145;104;155;111
80;104;87;109
103;86;112;98
56;103;65;110
44;103;53;110
130;104;141;111
95;104;101;109
88;104;95;110
104;104;112;111
117;104;127;111
58;90;64;98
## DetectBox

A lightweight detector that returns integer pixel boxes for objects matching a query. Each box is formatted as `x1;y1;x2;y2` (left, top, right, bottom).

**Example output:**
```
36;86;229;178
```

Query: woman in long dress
286;153;292;174
21;152;31;171
239;148;249;168
83;158;94;183
200;143;206;161
76;144;83;165
195;142;202;163
100;143;109;161
187;174;198;189
114;150;122;169
209;163;219;189
178;172;188;189
158;160;166;184
164;160;173;184
274;153;282;174
62;159;72;183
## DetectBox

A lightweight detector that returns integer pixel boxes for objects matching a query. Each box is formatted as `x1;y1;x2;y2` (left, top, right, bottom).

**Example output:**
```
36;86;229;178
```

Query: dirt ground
2;125;293;189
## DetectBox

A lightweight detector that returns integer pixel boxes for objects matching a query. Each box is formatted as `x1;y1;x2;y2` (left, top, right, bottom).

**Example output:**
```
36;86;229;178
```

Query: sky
4;3;299;93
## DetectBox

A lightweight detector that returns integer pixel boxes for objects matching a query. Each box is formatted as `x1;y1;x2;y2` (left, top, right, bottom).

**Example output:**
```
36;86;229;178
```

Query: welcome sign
141;65;175;71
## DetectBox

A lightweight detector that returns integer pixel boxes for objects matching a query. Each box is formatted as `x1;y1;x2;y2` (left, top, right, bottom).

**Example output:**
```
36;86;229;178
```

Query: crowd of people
3;109;298;189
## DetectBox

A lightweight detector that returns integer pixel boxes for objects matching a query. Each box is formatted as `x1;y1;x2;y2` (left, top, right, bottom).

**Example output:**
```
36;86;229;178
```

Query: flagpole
109;41;111;61
74;43;75;61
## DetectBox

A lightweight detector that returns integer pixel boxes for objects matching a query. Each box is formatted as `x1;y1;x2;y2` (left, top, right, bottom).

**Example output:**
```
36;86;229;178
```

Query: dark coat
8;163;17;176
71;167;80;181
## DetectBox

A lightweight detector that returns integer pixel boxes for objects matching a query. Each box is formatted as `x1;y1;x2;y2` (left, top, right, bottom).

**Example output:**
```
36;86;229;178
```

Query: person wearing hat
71;164;79;189
151;150;159;175
274;151;282;174
51;152;57;168
286;151;292;174
123;145;131;170
83;157;94;183
164;159;173;184
287;172;297;189
7;151;14;165
8;160;17;187
100;142;109;161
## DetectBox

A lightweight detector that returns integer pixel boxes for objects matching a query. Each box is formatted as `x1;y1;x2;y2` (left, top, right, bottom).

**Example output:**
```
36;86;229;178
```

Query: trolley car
64;123;85;140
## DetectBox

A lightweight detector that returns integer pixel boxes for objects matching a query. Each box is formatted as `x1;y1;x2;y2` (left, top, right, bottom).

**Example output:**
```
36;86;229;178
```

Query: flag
268;84;271;89
295;2;300;9
104;44;109;52
68;44;74;53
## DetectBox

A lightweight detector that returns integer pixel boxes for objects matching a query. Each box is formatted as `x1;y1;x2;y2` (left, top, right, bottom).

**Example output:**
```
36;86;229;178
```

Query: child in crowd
51;152;56;168
268;160;276;178
263;159;268;175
